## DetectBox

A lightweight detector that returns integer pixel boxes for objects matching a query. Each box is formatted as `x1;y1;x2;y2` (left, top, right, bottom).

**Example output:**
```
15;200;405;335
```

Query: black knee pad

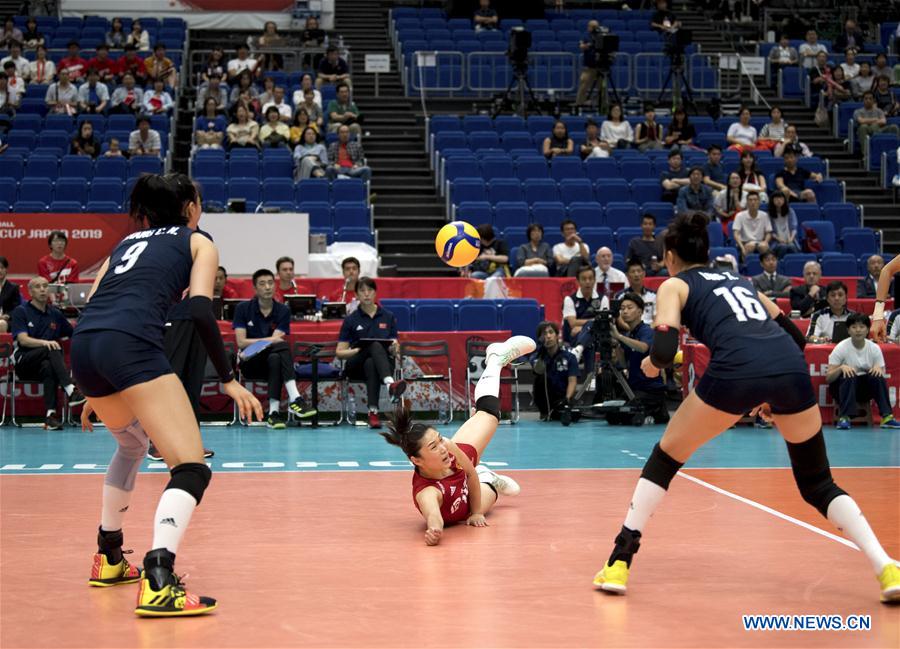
166;462;212;505
476;395;500;421
786;431;847;518
640;443;683;490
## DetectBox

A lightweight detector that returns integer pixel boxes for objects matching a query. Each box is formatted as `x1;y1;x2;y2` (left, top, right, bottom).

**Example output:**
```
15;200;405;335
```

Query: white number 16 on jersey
713;286;767;322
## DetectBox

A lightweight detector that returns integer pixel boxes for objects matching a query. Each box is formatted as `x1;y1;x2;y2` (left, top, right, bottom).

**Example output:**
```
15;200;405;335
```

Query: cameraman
531;321;579;423
575;20;603;108
610;292;669;424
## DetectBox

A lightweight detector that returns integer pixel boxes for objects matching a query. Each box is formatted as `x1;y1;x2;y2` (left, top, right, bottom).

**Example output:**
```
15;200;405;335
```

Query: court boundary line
677;471;860;551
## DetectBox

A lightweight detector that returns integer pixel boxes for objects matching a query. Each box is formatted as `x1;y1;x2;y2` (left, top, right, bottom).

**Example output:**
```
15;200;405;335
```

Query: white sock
150;489;197;555
64;384;74;396
101;484;133;531
622;478;667;532
572;345;584;361
268;401;279;415
46;409;55;417
284;379;300;401
474;354;503;402
827;495;893;573
382;376;394;386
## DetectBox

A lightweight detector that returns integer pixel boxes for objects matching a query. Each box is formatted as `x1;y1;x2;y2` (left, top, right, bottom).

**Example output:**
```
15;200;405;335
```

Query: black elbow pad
649;325;679;369
775;312;807;351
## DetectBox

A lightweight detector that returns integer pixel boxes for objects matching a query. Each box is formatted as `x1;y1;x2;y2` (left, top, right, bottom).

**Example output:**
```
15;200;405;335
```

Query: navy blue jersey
677;267;806;379
75;226;195;348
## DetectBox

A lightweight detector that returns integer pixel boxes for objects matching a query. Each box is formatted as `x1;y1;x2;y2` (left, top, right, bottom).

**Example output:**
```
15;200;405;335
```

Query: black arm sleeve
649;325;679;369
775;312;807;350
189;295;235;384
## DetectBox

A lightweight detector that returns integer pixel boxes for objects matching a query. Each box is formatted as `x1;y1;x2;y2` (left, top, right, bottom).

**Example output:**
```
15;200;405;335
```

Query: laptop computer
211;296;224;320
831;320;850;344
284;294;317;318
223;298;243;321
321;302;347;320
66;283;94;308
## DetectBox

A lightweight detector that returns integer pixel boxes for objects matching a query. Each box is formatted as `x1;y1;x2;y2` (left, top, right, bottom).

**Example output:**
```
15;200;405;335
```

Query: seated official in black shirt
10;276;85;429
0;255;22;334
335;276;406;430
789;260;827;317
233;268;315;429
530;321;579;424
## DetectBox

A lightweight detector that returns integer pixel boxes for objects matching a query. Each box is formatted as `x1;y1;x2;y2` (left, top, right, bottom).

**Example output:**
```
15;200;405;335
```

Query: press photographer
575;20;618;108
531;321;580;425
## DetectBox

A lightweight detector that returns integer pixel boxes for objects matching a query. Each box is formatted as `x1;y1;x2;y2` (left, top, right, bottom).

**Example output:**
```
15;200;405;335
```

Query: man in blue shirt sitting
531;321;579;425
335;277;406;429
233;268;315;429
10;276;85;429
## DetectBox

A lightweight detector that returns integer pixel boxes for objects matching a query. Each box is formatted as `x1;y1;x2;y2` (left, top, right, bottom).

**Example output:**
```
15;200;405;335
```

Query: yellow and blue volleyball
435;221;481;267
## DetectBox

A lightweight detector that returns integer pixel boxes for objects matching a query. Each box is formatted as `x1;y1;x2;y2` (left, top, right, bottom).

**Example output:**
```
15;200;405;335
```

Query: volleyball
435;221;481;267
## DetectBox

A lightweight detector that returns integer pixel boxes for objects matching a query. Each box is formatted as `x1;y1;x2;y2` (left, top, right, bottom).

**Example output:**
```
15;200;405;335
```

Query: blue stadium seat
559;178;594;205
567;202;604;227
503;226;528;250
841;229;877;259
500;302;542;338
468;131;501;151
49;201;83;213
128;156;163;178
6;130;36;149
434;131;467;151
14;200;50;212
332;178;367;203
594;178;630;204
380;301;412;331
457;302;499;330
0;154;25;181
457;201;492;225
524;178;558;205
707;221;724;247
527;115;556;136
84;200;121;213
641;201;674;225
605;202;640;231
619;158;653;182
782;253;817;277
44;114;74;132
298;201;332;229
801;220;836;251
462;115;493;133
616;227;643;257
445;156;479;184
94;156;127;180
89;178;124;207
516;158;550;180
822;202;859;234
550;156;585;181
791;203;821;224
12;114;42;131
488;178;524;204
580;226;615;253
335;227;374;245
531;201;567;229
334;202;371;229
24;155;59;181
55;177;88;207
37;130;69;152
493;202;530;231
228;178;260;210
196;177;226;207
296;178;330;204
228;156;259;180
108;114;136;132
494;115;527;134
19;178;54;204
414;302;455;331
480;157;515;180
629;178;663;203
59;155;93;180
743;254;762;276
261;178;295;205
821;254;858;276
811;180;842;204
584;157;619;181
0;179;17;205
451;178;487;205
261;156;293;179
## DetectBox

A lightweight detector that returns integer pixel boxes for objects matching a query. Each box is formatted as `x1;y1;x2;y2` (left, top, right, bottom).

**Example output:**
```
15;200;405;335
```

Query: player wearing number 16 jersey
71;173;263;617
591;212;900;604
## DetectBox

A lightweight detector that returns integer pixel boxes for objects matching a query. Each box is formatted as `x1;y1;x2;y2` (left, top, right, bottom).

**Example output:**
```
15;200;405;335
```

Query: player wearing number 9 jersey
591;212;900;604
71;173;263;617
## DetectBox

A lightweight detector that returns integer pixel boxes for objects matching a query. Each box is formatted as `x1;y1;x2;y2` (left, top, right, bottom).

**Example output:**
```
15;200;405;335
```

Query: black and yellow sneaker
89;528;142;587
266;411;287;429
288;397;317;419
135;549;217;617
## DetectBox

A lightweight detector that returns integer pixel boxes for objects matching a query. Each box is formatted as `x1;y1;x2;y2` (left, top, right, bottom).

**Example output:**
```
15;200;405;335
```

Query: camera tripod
582;64;620;115
656;52;695;110
496;63;542;118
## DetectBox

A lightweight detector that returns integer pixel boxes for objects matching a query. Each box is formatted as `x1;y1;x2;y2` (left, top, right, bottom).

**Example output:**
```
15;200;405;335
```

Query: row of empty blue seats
0;154;161;181
195;178;371;220
193;177;368;205
12;15;186;30
0;176;141;209
7;113;168;132
379;298;543;336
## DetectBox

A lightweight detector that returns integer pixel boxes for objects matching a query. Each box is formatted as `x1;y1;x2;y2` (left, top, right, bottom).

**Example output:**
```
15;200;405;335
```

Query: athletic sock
97;527;124;564
268;401;279;415
284;380;300;401
101;484;133;533
150;489;197;555
474;354;503;402
64;384;74;397
382;376;394;385
827;495;893;573
46;409;55;417
622;477;667;532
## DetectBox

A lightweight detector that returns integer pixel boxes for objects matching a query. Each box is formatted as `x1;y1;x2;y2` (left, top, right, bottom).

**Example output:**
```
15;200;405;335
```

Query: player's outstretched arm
415;487;444;546
872;256;900;341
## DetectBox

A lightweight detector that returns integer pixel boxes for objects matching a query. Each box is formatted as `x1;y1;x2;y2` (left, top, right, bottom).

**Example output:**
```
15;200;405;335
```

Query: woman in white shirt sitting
600;103;634;150
27;44;56;84
126;19;150;52
726;106;758;152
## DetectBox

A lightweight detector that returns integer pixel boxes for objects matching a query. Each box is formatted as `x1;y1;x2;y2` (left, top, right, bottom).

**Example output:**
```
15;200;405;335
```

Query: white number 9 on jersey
113;241;149;275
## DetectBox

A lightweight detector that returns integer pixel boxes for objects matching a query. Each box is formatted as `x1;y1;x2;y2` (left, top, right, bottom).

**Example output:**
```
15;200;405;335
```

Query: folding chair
292;341;344;426
399;340;453;424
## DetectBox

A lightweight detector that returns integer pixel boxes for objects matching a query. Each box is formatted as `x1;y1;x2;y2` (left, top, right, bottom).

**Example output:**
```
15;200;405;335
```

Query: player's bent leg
659;390;742;462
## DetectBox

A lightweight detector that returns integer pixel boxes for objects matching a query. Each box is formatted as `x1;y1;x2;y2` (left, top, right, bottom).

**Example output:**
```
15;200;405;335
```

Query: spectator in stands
335;277;404;429
77;68;109;114
259;105;291;148
702;144;727;193
563;264;603;343
109;72;143;114
675;167;715;216
295;89;323;129
258;76;277;107
808;50;833;97
660;148;690;202
1;41;29;80
0;17;22;48
293;126;328;179
289;108;314;145
872;53;892;81
774;124;812;158
758;105;788;148
0;256;20;334
334;256;361;310
790;260;826;316
71;121;100;158
467;224;509;279
117;44;147;86
600;103;634;150
854;91;900;160
872;76;900;117
752;250;792;298
327;124;371;181
543;120;574;158
300;17;327;68
200;46;226;83
834;18;864;54
86;43;117;85
59;41;88;82
513;223;553;277
531;321;578;422
827;64;853;106
227;104;260;149
227;44;260;81
767;190;800;257
614;259;657;324
127;19;150;51
273;256;299;302
664;105;695;149
473;0;499;31
726;106;758;152
627;213;665;276
850;61;875;99
195;72;227;112
262;86;292;123
317;46;351;89
595;246;627;292
292;73;322;109
732;191;772;257
858;254;888;298
257;22;285;72
194;98;226;149
327;83;361;135
128;115;161;157
634;103;664;151
0;72;18;115
650;0;681;33
713;170;744;231
840;48;860;80
27;44;56;84
808;280;854;342
827;314;900;430
106;17;127;49
799;29;827;69
736;149;767;197
553;219;590;277
1;59;23;101
104;137;124;157
768;34;799;77
45;68;78;115
38;230;80;284
579;118;607;158
22;17;42;49
215;266;238;299
145;43;177;88
10;276;85;430
775;146;822;203
142;78;173;115
229;70;259;110
233;268;313;429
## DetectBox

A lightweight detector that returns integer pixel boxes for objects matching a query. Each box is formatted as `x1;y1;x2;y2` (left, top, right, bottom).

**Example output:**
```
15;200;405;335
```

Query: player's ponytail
382;404;430;458
129;173;198;228
663;211;709;266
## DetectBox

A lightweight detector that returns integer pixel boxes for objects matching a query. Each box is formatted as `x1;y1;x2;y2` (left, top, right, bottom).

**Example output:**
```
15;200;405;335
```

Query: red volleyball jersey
411;442;478;524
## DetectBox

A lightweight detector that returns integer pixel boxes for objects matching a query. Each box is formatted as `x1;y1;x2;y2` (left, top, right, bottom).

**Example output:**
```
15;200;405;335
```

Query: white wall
200;212;309;275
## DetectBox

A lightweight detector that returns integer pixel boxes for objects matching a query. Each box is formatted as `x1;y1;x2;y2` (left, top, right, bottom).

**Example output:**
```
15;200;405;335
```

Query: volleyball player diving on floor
381;335;534;546
592;212;900;603
73;173;263;617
